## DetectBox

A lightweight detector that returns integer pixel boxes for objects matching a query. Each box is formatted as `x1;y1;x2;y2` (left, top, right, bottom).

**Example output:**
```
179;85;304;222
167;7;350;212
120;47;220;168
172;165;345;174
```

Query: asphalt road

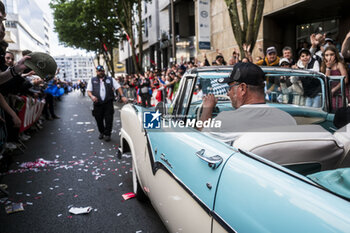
0;91;167;233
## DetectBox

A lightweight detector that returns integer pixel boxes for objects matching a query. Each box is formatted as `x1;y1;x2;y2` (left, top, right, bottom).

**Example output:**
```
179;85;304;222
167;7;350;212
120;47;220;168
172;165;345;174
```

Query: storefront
263;0;350;57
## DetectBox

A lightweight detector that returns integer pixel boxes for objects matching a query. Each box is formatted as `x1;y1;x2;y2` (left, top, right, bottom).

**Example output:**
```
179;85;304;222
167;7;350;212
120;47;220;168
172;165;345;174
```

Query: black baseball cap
298;48;311;57
325;38;334;44
216;54;224;60
218;62;265;86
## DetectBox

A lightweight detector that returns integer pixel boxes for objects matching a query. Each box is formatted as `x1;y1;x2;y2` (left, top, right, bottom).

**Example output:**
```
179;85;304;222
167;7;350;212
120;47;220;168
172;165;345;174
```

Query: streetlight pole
170;0;176;64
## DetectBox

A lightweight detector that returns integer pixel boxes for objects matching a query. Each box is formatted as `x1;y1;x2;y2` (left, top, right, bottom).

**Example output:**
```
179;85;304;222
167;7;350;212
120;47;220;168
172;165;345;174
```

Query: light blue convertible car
120;66;350;233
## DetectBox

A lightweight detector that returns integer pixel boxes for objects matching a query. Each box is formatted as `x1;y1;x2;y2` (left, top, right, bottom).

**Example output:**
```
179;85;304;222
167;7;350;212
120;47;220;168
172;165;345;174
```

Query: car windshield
191;69;325;110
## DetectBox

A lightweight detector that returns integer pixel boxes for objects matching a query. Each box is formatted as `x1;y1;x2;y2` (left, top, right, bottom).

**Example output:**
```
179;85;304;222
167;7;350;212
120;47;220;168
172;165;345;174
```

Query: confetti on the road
122;192;136;200
69;206;92;215
118;182;123;186
57;193;64;196
122;154;132;158
117;213;122;217
26;202;33;206
57;214;62;217
86;129;95;132
78;179;83;182
37;192;42;195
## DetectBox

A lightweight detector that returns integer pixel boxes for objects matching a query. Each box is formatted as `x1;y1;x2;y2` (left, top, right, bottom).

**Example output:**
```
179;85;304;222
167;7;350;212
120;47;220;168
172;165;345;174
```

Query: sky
35;0;92;57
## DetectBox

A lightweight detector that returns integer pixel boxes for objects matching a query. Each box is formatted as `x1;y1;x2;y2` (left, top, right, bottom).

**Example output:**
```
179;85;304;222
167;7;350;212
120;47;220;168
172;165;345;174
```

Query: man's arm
0;93;21;128
341;31;350;59
116;87;128;103
113;78;128;103
86;79;98;103
198;94;217;131
0;56;31;85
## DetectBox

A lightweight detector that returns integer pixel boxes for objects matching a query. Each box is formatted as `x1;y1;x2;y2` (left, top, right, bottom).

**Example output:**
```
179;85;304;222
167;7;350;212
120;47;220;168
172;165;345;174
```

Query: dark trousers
43;93;55;118
140;93;151;107
93;101;114;136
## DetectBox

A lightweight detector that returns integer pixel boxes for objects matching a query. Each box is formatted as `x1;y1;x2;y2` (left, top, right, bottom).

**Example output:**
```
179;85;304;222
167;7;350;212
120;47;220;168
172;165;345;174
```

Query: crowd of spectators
117;31;350;110
0;2;69;172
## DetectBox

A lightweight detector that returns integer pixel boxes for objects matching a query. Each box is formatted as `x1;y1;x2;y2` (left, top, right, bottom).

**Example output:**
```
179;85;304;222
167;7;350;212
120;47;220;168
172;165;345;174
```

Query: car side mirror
155;102;167;116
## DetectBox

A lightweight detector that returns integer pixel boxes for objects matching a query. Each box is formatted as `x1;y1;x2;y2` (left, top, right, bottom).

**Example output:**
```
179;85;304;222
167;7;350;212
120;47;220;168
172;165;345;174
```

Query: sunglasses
96;65;105;71
225;83;241;92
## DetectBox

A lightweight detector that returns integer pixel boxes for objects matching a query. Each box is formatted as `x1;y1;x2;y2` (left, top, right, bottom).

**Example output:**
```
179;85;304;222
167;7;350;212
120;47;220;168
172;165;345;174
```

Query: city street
0;91;167;233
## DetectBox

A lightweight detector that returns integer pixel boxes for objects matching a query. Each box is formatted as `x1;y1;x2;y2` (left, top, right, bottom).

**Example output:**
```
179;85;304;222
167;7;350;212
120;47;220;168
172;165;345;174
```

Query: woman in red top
320;45;349;110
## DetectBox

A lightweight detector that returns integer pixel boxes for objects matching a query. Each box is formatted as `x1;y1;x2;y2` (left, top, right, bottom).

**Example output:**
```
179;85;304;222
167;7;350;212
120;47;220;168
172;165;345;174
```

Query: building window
149;16;152;28
144;18;148;37
5;21;16;28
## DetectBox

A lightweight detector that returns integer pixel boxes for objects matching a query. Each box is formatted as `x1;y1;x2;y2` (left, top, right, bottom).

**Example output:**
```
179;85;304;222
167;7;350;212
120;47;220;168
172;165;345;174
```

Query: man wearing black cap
200;62;296;142
87;65;127;141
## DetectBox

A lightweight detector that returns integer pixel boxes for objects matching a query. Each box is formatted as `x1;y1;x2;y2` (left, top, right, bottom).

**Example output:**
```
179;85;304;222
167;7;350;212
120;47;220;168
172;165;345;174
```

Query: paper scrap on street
5;203;24;214
86;129;95;132
122;192;136;200
69;206;92;215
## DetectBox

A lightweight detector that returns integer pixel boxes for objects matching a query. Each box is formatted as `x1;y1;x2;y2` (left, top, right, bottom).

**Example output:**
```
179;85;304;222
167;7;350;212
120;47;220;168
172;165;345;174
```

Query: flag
103;43;108;52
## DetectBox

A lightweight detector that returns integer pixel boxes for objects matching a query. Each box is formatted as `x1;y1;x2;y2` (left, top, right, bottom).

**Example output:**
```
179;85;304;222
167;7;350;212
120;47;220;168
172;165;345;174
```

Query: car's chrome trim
211;211;237;233
131;104;139;113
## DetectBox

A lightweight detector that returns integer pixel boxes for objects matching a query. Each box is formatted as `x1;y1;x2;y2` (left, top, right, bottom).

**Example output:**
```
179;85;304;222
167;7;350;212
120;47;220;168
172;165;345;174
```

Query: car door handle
196;149;223;169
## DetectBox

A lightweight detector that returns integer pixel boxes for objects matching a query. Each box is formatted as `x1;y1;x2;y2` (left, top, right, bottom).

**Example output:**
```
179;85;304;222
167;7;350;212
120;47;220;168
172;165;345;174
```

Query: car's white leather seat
233;125;344;171
333;124;350;168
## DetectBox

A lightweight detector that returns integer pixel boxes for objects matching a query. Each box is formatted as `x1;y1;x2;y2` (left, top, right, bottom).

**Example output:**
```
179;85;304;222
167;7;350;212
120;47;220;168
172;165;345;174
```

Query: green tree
115;0;145;74
50;0;121;77
224;0;265;57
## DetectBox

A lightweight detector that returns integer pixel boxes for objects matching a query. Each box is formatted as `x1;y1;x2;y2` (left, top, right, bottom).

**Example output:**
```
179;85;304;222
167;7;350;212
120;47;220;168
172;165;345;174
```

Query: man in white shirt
87;65;127;141
200;62;296;143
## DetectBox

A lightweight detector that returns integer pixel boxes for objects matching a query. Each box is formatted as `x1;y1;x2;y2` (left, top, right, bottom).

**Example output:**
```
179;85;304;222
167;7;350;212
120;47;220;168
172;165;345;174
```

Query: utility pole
170;0;176;64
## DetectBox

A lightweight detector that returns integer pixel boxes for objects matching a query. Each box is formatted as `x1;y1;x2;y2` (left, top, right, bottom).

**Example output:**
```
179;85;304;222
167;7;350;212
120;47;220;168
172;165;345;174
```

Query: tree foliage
115;0;145;74
50;0;122;77
224;0;265;57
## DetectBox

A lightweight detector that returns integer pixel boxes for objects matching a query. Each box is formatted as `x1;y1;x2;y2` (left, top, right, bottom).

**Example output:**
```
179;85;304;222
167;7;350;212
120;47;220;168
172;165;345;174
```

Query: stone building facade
198;0;350;64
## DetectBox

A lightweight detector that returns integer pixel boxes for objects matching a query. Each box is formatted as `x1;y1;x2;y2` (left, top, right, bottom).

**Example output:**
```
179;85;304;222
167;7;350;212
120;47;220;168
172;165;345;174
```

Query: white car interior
334;124;350;168
233;125;346;173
